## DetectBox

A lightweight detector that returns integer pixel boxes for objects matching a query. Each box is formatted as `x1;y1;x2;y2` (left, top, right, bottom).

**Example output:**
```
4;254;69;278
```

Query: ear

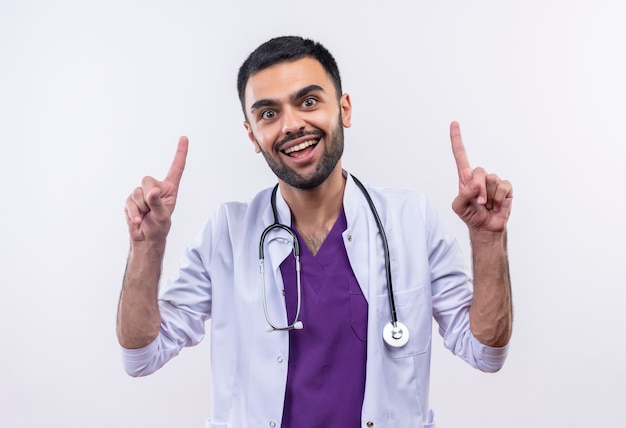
243;121;261;153
340;93;352;128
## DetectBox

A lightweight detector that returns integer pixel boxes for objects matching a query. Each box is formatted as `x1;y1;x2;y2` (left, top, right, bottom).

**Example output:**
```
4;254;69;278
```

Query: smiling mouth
282;139;319;156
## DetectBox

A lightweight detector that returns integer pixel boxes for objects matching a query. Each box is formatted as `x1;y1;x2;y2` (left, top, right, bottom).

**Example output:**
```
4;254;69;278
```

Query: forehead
244;57;336;110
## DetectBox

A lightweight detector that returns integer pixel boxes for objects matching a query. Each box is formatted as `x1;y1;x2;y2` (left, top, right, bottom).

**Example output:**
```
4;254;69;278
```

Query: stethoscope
258;175;409;348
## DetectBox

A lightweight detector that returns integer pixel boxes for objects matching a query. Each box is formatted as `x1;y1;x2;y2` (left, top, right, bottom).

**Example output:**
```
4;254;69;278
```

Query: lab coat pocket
377;286;431;358
205;419;227;428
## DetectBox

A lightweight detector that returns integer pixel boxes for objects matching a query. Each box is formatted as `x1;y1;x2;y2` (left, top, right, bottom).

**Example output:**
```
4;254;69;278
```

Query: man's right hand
117;136;188;349
125;136;189;243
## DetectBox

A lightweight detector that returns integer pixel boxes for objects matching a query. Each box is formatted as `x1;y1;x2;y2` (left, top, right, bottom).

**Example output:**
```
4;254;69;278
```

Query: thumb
146;187;169;221
470;180;487;206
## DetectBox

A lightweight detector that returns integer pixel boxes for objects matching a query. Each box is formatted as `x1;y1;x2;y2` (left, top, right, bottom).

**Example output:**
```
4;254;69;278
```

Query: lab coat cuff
119;338;162;377
471;334;509;373
120;338;159;361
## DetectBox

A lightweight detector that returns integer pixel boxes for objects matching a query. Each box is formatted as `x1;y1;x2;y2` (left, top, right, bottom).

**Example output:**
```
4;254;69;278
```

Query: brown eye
261;109;276;120
301;97;317;108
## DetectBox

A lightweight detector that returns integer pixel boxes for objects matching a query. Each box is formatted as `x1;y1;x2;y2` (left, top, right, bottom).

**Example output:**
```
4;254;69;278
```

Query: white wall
1;0;624;427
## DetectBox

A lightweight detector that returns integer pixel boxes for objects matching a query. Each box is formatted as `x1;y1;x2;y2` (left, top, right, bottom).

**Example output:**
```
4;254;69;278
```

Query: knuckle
473;166;486;175
131;189;145;206
141;176;157;188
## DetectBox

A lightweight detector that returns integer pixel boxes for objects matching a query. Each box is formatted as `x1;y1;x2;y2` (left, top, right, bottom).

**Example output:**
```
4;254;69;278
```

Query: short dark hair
237;36;343;116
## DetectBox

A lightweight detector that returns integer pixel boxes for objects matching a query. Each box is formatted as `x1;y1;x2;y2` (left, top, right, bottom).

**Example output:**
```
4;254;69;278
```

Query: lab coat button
366;422;374;427
347;234;353;242
276;356;284;363
269;421;277;427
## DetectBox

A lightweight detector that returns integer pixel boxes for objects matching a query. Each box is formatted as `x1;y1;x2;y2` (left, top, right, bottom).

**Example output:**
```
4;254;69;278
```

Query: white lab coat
121;172;508;428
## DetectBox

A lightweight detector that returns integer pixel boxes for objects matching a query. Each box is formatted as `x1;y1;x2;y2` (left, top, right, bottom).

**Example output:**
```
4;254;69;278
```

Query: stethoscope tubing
259;186;303;331
350;175;399;327
258;175;408;347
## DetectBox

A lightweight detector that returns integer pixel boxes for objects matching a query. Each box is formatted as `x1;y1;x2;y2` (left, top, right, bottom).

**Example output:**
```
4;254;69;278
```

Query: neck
279;166;346;254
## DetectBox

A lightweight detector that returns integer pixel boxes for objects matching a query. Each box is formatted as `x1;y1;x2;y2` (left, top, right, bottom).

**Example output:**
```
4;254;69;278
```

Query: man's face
243;57;352;189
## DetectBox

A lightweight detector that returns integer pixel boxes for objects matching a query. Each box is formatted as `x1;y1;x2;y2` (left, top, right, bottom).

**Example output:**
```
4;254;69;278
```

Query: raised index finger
450;121;473;186
165;136;189;187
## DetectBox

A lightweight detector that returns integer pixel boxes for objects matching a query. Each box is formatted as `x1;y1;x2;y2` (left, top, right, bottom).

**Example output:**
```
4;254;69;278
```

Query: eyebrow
249;84;325;114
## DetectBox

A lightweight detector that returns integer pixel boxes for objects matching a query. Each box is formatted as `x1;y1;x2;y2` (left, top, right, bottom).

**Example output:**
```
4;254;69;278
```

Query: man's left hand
450;121;513;233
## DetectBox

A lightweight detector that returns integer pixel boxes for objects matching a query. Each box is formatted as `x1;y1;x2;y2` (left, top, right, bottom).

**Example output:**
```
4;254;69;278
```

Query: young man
118;36;513;428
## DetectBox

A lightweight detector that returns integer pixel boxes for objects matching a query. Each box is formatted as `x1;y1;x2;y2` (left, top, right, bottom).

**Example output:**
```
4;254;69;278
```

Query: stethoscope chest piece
383;321;410;348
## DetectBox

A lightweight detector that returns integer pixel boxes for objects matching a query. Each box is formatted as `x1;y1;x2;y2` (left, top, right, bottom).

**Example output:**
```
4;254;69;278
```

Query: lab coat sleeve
426;199;509;373
121;207;227;377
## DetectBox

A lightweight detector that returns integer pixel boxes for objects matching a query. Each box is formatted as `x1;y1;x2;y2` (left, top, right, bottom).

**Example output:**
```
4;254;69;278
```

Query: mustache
277;129;325;148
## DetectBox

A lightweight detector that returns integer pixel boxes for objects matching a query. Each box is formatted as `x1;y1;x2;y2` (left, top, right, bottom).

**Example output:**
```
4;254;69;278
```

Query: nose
281;106;305;136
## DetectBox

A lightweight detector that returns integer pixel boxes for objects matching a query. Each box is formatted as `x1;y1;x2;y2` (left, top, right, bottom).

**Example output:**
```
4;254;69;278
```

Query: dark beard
259;116;344;190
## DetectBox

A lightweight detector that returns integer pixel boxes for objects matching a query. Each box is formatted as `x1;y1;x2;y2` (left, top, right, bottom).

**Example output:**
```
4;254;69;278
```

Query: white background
1;0;625;427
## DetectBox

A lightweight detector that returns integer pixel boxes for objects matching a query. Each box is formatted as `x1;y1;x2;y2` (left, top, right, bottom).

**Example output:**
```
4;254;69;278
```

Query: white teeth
284;139;317;154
